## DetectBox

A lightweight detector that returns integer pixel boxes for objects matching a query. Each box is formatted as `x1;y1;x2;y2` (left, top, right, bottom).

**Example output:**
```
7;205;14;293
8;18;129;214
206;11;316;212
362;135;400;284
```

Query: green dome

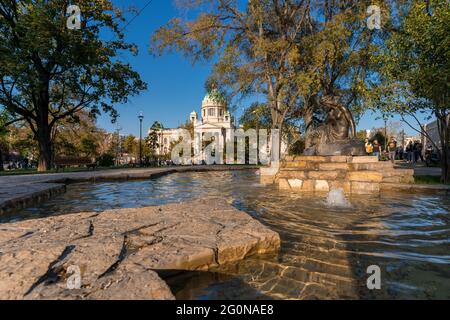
202;89;226;107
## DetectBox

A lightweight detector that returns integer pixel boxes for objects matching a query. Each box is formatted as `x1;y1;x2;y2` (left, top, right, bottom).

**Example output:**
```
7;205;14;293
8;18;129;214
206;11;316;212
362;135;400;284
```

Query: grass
414;175;450;185
0;165;135;176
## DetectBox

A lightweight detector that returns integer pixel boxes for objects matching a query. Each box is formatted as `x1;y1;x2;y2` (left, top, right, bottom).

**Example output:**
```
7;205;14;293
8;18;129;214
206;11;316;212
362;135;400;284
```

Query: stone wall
269;156;414;195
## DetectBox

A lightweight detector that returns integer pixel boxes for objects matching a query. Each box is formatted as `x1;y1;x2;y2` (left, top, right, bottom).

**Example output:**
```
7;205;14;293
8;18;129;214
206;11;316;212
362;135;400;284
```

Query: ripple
3;170;450;299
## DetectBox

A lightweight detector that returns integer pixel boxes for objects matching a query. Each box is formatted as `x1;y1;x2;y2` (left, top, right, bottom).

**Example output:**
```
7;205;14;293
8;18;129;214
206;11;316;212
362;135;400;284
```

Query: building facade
151;91;233;163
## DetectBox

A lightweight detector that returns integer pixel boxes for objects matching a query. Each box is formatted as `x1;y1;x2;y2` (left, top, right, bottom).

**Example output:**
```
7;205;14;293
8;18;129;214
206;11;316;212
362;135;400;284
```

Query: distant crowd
364;137;437;165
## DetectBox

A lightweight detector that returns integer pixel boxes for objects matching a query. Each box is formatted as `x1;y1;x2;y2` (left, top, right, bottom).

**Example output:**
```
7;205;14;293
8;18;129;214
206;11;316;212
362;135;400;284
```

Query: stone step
277;177;381;194
282;161;395;171
284;155;379;163
382;176;415;184
279;169;403;182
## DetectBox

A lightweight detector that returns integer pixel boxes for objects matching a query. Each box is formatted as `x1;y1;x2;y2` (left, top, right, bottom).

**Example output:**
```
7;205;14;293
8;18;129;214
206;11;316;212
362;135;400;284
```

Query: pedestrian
405;141;413;163
365;138;373;156
417;141;424;162
397;145;404;160
413;141;419;164
387;137;397;164
372;140;381;159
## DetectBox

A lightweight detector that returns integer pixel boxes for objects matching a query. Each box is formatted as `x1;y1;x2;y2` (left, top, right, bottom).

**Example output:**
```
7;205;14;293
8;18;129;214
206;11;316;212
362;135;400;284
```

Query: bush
96;153;115;167
288;139;305;156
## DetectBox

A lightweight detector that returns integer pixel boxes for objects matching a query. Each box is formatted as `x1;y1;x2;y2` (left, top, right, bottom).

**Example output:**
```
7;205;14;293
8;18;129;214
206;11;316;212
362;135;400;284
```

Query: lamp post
138;112;144;166
253;108;261;165
383;115;388;152
115;125;122;167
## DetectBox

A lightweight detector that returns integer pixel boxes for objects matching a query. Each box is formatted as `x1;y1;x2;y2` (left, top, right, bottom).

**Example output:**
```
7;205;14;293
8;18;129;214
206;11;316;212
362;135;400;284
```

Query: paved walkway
0;165;257;215
394;162;441;176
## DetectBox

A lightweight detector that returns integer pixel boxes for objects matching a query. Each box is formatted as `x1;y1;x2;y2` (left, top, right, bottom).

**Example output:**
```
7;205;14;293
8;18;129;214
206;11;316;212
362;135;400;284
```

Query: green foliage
96;153;115;167
373;0;450;182
356;130;368;141
239;103;272;130
288;139;305;156
151;0;383;135
146;121;164;155
0;0;147;170
371;132;386;149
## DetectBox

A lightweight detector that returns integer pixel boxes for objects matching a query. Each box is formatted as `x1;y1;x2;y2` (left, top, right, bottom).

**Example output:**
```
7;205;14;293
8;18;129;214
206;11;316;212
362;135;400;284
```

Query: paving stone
0;199;280;300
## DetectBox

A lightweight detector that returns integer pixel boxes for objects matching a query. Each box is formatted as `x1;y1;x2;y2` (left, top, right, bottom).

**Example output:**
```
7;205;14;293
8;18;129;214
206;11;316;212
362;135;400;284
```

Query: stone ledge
0;198;280;300
0;166;258;215
381;182;450;193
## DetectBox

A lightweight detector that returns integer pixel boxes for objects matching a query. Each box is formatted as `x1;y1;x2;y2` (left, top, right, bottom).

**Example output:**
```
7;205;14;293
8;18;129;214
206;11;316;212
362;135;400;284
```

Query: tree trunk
0;146;4;171
36;76;52;172
37;125;52;172
437;115;450;184
442;147;450;184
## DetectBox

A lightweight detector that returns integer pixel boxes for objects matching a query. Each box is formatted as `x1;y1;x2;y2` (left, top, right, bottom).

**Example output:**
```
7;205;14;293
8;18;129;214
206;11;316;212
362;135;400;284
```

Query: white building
423;120;441;150
151;90;233;163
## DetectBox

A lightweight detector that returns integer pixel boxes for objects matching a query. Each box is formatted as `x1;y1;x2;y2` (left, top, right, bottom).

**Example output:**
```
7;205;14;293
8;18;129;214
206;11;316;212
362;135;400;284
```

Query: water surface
4;171;450;299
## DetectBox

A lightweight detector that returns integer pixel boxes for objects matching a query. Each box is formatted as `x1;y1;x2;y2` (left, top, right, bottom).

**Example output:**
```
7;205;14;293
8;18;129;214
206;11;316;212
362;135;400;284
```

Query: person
405;141;413;163
417;141;424;162
372;139;381;159
397;145;404;160
365;138;373;156
413;140;419;164
387;137;397;164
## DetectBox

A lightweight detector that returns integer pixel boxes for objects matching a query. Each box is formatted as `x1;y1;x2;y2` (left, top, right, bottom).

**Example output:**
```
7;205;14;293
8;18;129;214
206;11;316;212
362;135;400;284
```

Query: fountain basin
271;155;414;194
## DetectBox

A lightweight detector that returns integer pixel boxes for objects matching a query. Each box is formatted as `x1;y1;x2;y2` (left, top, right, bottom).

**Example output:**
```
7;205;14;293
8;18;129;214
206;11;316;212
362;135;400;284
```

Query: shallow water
4;170;450;299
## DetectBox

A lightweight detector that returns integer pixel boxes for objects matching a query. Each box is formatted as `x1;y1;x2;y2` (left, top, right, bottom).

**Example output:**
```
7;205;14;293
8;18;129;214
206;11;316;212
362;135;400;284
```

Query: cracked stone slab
0;198;280;300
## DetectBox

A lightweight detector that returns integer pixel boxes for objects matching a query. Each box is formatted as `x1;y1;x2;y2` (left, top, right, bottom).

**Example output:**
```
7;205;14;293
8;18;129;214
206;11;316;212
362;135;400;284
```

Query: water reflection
5;170;450;299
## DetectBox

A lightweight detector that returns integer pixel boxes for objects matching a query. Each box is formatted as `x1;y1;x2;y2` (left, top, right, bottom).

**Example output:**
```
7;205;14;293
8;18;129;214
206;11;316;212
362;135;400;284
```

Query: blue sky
96;0;423;137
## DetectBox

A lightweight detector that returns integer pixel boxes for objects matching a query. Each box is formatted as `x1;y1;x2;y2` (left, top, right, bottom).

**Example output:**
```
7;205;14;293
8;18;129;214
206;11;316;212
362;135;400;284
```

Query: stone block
329;181;351;193
351;182;380;194
353;162;394;171
278;178;291;190
382;176;415;184
318;163;349;171
295;156;327;162
347;171;383;182
381;169;414;177
315;180;330;192
308;171;340;180
326;156;350;163
284;161;307;169
288;179;303;190
350;156;379;163
278;170;307;180
301;180;315;192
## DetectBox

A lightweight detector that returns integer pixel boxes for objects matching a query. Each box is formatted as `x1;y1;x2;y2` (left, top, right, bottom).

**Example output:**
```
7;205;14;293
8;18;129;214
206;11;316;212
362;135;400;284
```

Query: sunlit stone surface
0;198;280;300
272;155;415;194
2;171;449;300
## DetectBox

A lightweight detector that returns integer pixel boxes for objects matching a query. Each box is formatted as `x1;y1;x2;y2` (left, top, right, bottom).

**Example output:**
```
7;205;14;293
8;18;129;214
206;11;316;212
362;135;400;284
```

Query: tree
123;135;137;157
375;0;450;183
0;112;9;170
0;0;147;171
146;121;164;157
52;110;107;158
151;0;312;131
151;0;382;154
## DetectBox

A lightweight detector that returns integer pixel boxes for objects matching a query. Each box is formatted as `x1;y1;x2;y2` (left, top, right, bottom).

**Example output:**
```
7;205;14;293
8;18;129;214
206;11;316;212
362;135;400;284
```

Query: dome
202;89;226;108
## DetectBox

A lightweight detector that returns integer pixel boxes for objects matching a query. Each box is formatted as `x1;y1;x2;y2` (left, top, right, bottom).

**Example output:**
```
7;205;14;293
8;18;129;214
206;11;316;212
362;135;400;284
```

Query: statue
304;95;365;156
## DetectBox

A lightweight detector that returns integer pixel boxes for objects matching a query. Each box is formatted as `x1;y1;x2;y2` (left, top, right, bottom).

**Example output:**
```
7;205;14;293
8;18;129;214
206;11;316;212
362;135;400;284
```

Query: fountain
261;95;415;194
325;187;352;208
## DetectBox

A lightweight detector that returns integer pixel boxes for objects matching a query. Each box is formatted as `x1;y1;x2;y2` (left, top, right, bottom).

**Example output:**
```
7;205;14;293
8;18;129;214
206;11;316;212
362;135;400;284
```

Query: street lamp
138;112;144;166
253;109;261;165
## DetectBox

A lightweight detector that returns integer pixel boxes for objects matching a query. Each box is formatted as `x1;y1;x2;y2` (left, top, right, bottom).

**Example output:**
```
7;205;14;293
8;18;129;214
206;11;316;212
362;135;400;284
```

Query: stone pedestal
261;155;414;195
